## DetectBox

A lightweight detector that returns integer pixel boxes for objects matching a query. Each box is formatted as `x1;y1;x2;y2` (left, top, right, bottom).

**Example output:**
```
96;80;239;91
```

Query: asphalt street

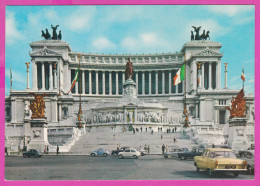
5;155;254;180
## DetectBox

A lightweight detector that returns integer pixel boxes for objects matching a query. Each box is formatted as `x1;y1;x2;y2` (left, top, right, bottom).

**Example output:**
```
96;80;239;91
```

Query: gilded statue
29;93;47;119
225;89;246;119
25;62;30;69
125;58;133;80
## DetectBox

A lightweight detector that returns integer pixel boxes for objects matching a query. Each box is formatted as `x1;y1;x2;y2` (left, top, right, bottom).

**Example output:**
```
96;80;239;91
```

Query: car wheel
91;153;96;157
141;152;144;156
23;155;26;158
119;155;124;159
208;169;214;176
196;167;200;172
133;155;138;159
247;166;253;174
233;172;239;177
181;156;186;160
103;153;107;157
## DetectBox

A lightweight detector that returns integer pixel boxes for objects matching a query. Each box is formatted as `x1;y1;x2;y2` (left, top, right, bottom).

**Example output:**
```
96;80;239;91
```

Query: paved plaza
5;155;254;180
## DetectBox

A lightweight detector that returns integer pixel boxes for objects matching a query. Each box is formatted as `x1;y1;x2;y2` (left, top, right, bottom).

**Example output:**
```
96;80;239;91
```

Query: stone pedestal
27;118;49;152
227;117;248;151
122;79;137;104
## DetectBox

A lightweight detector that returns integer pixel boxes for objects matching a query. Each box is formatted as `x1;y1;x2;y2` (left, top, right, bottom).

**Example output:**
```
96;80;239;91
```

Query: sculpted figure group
226;89;246;118
29;93;47;119
191;26;210;41
41;25;62;40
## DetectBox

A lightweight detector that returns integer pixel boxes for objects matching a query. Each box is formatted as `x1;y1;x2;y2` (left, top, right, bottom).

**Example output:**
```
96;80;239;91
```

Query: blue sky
5;5;255;95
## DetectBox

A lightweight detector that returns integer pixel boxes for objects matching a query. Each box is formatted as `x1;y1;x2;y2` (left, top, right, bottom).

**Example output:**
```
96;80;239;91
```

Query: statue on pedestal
125;58;133;80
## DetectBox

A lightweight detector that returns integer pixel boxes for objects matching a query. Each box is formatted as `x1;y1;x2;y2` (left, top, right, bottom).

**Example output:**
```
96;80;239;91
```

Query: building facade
5;39;255;151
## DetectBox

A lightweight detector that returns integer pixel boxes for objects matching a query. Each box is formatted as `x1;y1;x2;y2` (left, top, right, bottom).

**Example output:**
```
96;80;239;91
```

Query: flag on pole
173;64;185;86
66;67;79;94
10;65;12;90
241;66;245;81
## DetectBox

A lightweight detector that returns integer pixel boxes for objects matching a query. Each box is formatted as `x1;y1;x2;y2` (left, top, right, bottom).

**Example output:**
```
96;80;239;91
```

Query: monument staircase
68;129;197;155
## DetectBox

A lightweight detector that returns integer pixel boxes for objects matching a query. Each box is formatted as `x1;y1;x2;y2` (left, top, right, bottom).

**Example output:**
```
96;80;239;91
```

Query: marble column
109;71;112;95
142;71;145;95
149;71;152;95
169;71;171;94
176;78;179;94
136;72;138;94
224;63;228;89
51;98;58;122
49;63;53;90
193;62;197;90
26;65;30;90
155;71;158;94
162;71;165;94
102;71;105;95
196;104;199;118
116;71;119;95
201;63;205;89
53;66;57;90
89;70;92;95
32;61;37;90
75;81;78;94
123;72;125;84
42;62;45;90
82;70;85;94
216;62;220;89
209;62;212;90
96;71;99;95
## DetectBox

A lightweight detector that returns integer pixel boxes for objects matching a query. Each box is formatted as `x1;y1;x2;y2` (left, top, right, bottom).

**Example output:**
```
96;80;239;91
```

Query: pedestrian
56;145;59;155
212;144;215;148
147;146;150;154
146;127;147;132
44;146;47;154
151;130;154;135
140;127;142;132
47;145;49;154
172;128;174;133
113;134;116;140
173;137;176;143
166;145;169;153
117;144;119;150
161;134;163;140
5;147;8;156
144;144;147;151
176;137;178;143
133;128;135;134
158;127;160;132
162;144;165;154
18;145;20;155
175;126;177;132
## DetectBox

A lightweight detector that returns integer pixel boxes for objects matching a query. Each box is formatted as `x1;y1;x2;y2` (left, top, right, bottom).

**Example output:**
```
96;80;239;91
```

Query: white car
118;148;141;159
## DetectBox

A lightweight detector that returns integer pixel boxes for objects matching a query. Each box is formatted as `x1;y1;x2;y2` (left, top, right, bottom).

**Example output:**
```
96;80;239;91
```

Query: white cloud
6;11;23;45
92;37;116;49
121;32;168;52
207;5;254;17
64;7;96;31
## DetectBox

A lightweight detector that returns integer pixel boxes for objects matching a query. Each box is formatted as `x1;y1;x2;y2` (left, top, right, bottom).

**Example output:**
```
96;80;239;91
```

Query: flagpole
10;65;12;92
78;53;82;128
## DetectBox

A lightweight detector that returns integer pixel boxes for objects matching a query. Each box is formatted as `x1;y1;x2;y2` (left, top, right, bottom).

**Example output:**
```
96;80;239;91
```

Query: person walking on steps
56;145;59;155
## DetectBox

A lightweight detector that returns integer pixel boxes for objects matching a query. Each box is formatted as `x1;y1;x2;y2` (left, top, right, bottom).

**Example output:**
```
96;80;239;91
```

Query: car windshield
211;151;236;158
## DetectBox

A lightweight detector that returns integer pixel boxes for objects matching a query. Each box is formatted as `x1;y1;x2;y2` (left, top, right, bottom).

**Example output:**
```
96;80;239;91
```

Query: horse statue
41;29;51;40
192;26;201;40
125;58;134;80
51;24;59;40
199;30;206;40
58;30;62;40
205;31;210;40
191;31;194;41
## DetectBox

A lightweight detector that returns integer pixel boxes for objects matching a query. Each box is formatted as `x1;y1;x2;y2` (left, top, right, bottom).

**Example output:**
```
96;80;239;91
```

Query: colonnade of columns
32;61;57;91
71;70;183;95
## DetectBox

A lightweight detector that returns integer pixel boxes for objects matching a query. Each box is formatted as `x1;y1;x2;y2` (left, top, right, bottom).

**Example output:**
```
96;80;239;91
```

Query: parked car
164;148;189;158
239;150;254;174
111;146;130;156
137;147;148;156
90;148;110;157
23;149;42;158
178;147;204;160
118;148;141;159
194;148;247;177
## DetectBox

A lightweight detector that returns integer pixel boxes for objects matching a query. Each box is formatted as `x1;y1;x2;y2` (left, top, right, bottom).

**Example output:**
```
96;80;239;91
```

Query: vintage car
23;149;42;158
164;147;189;158
90;148;110;157
118;148;141;159
239;150;254;174
194;148;247;177
111;146;130;156
178;147;204;160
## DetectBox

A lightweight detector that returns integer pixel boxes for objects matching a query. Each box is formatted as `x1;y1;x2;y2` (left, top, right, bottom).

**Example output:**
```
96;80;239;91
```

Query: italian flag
241;67;245;81
173;65;185;86
66;67;79;94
